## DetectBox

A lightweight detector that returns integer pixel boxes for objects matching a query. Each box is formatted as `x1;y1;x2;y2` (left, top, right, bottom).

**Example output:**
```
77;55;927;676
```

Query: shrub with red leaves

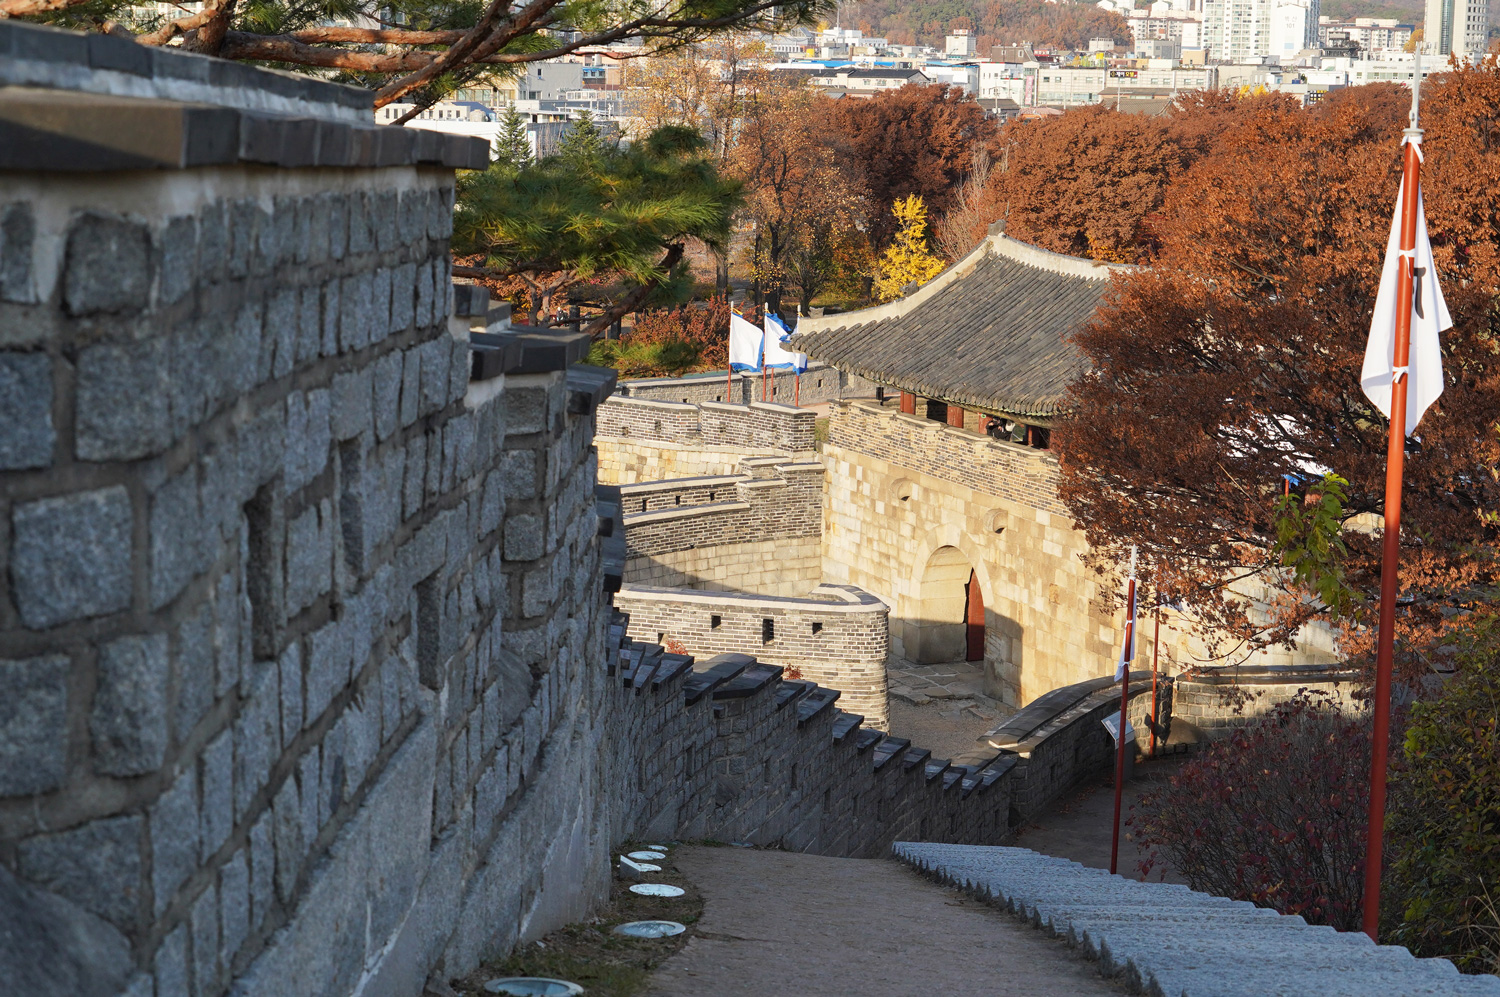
1131;691;1391;931
627;295;731;372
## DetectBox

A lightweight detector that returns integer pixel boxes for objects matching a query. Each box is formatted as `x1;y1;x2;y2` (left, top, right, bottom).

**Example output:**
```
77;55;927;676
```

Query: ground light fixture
612;920;687;938
628;883;685;897
482;978;585;996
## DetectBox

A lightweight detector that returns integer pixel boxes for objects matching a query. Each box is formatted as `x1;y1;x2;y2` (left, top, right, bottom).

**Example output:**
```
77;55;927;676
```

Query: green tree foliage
453;124;740;331
492;105;533;173
556;111;612;166
1271;473;1363;620
872;195;946;302
1387;614;1500;974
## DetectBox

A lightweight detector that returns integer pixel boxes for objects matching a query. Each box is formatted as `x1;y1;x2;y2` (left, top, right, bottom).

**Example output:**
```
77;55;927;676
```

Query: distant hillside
843;0;1132;50
1320;0;1424;22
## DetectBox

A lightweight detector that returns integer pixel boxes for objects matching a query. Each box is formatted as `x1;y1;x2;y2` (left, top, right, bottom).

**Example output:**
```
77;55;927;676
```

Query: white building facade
1423;0;1489;61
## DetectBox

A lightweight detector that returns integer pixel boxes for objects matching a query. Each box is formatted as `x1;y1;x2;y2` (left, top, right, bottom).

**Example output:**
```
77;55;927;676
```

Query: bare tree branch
0;0;91;17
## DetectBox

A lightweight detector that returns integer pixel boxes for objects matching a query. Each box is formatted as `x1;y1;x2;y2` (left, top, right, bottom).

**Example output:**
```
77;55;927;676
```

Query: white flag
1361;186;1450;437
1115;577;1137;682
728;311;763;372
762;312;808;372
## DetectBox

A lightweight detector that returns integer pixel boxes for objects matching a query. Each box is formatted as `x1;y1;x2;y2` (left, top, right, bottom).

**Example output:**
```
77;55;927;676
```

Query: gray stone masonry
897;844;1500;996
0;134;606;997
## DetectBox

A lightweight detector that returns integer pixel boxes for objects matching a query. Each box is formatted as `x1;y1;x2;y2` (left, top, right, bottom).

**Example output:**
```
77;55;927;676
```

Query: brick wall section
622;538;822;597
597;395;816;454
699;401;817;452
829;399;1068;517
0;166;616;997
595;396;702;444
615;363;876;406
1173;666;1362;738
614;584;890;728
623;461;823;563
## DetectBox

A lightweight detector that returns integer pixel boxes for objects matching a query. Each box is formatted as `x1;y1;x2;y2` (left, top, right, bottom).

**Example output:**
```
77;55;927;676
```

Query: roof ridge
792;231;1119;340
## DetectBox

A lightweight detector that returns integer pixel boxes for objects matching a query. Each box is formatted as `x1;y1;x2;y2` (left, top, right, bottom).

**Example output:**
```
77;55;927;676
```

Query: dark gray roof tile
791;235;1128;419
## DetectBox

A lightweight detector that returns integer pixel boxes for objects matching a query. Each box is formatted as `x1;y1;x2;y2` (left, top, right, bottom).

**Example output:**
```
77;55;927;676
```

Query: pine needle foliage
453;124;740;324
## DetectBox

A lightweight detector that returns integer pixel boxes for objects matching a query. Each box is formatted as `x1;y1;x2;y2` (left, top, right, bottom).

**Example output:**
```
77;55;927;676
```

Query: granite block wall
0;152;614;997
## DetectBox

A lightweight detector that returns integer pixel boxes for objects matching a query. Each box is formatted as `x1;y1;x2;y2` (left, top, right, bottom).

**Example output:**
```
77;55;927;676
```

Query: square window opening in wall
710;614;722;629
656;632;665;644
811;621;823;635
762;618;774;644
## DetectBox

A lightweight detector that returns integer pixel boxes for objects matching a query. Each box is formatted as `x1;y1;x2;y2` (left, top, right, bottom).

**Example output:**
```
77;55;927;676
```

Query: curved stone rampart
1173;664;1363;738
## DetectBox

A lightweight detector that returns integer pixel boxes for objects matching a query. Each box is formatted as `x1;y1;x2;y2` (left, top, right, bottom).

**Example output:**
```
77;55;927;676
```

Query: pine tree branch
581;243;684;338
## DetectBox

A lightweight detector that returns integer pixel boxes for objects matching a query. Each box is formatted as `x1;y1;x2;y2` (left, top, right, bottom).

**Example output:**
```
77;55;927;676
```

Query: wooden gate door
964;570;985;662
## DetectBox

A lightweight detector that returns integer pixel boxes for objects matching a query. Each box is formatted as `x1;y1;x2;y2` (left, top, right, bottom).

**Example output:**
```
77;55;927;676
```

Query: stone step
775;679;814;710
871;735;911;771
713;661;785;700
830;709;863;742
795;685;840;726
900;744;932;772
892;843;1500;997
682;653;754;704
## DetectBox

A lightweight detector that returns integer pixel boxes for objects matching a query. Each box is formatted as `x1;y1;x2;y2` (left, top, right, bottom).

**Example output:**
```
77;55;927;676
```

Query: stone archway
908;545;978;664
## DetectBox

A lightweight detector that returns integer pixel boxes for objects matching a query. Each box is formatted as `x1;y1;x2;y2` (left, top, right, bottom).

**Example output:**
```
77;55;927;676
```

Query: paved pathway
885;659;1015;764
644;846;1125;997
1012;757;1188;885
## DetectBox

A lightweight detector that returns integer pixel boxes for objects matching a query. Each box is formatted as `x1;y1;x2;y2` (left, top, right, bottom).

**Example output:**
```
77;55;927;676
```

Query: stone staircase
894;843;1500;997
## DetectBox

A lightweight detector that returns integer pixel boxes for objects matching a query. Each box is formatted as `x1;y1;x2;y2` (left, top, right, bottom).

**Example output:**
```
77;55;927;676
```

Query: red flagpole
1149;603;1161;757
1109;545;1138;876
1361;90;1424;943
795;373;801;407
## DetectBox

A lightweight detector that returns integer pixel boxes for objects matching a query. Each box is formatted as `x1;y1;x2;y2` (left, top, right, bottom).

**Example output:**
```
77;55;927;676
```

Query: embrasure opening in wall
710;615;721;629
811;621;823;635
244;480;283;659
415;574;443;689
761;618;774;643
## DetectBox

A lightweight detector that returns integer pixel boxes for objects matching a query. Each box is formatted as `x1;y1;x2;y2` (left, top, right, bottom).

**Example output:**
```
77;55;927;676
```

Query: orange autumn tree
1053;78;1500;678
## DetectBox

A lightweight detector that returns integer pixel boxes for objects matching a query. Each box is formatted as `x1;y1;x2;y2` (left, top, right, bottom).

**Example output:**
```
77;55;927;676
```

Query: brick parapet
621;460;823;563
614;363;875;407
827;399;1068;517
614;583;890;728
1172;665;1361;736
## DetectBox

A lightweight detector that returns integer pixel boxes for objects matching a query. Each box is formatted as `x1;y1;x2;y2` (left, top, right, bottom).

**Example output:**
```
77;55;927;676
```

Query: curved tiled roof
789;233;1130;420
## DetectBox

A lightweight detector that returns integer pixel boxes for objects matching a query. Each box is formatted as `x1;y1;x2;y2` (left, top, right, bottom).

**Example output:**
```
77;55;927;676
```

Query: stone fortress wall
0;22;1182;997
821;399;1111;707
613;362;878;407
614;584;891;728
594;394;818;484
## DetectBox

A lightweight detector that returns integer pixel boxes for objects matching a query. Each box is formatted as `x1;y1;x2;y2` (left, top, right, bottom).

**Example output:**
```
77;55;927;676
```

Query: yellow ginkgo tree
872;194;947;302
